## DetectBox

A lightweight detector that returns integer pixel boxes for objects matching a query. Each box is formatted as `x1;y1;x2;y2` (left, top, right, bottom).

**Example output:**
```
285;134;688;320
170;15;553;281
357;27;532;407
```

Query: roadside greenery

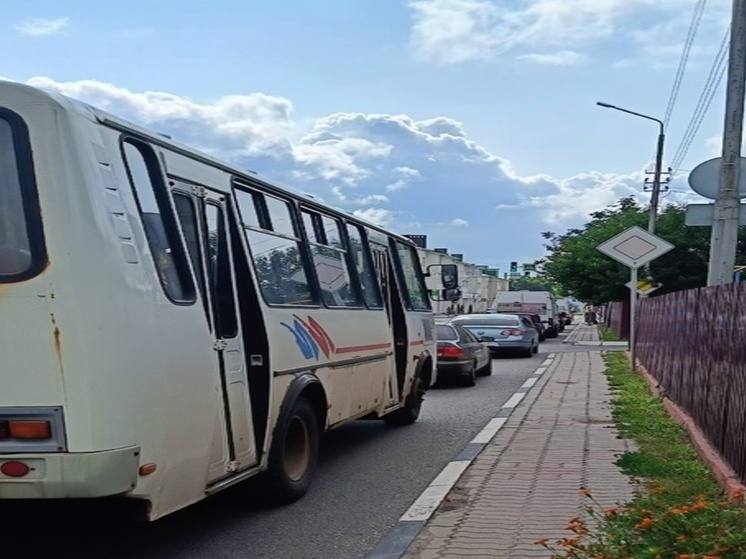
536;352;746;559
536;197;746;304
599;326;622;342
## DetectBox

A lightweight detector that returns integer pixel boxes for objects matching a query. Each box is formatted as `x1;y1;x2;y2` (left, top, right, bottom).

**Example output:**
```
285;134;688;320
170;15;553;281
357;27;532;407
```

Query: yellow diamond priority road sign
597;226;674;269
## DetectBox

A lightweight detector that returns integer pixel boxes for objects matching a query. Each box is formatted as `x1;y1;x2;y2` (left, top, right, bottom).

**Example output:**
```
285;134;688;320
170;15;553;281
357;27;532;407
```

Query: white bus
0;81;458;520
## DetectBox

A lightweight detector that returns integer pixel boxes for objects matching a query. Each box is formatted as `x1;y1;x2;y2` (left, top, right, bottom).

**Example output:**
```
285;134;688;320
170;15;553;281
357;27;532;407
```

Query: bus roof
0;80;416;247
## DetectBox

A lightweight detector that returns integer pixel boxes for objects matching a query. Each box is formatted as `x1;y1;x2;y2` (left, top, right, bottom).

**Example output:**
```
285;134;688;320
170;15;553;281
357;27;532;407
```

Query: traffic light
510;261;518;273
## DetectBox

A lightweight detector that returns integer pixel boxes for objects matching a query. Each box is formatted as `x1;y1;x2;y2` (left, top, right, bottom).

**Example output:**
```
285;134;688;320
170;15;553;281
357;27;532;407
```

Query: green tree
509;275;558;294
537;197;746;304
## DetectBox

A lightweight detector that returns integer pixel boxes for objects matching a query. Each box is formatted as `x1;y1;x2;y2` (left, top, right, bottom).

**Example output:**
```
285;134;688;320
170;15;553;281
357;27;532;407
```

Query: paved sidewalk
401;347;636;559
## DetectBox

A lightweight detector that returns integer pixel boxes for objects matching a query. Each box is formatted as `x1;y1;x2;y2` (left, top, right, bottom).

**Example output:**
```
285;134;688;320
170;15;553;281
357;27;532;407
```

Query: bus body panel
0;81;440;520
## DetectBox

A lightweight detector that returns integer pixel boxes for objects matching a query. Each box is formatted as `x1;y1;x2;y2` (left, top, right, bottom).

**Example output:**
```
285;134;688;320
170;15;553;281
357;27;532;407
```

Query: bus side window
122;139;195;304
172;191;206;304
205;203;238;338
301;209;361;308
393;242;431;311
345;223;382;309
235;188;315;306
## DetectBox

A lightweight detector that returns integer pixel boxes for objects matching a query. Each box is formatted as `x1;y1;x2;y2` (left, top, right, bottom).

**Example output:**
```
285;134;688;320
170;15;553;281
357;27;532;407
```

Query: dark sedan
436;323;492;386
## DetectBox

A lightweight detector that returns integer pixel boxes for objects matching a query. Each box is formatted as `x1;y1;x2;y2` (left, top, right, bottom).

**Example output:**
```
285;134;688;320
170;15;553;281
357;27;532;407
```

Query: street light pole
596;102;666;234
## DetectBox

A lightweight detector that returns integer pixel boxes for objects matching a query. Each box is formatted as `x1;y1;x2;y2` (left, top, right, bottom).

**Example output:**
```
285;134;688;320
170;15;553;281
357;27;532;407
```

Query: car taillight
438;345;466;359
501;329;524;336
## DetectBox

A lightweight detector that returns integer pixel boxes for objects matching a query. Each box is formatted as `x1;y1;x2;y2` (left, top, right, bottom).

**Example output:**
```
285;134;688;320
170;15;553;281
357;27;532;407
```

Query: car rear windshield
456;318;519;327
437;324;458;340
0;111;43;281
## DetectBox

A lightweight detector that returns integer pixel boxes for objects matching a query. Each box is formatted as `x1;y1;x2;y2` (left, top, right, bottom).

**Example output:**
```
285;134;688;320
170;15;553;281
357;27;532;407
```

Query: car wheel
523;345;533;358
532;343;539;354
462;362;477;387
477;358;491;377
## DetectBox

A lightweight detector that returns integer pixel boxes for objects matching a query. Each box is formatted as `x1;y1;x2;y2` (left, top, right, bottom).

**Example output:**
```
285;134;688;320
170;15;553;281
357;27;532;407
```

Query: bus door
196;187;257;478
369;241;408;401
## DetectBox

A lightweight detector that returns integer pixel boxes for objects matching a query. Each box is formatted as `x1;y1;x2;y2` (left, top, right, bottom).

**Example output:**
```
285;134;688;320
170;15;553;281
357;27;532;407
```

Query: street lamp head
596;102;615;109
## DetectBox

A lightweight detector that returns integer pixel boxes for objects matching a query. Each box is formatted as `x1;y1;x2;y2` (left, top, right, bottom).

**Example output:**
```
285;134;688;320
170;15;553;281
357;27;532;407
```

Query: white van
491;291;559;338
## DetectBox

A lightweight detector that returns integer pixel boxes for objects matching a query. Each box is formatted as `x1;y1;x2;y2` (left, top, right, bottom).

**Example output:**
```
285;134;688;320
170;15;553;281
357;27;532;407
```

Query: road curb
366;353;558;559
632;354;746;506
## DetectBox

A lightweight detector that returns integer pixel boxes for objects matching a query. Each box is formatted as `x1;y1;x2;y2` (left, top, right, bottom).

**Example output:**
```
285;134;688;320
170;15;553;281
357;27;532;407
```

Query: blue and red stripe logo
281;315;336;360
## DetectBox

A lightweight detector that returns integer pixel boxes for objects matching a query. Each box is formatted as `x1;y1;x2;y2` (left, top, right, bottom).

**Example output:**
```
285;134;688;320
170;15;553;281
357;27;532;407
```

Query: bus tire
265;396;319;504
384;373;425;427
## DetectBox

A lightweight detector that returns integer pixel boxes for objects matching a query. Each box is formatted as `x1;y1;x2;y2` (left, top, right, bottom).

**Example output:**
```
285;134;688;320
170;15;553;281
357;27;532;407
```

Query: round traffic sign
688;157;746;200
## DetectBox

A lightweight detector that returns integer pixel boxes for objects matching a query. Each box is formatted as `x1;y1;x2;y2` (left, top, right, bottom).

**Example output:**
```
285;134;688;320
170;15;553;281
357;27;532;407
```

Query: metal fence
635;283;746;482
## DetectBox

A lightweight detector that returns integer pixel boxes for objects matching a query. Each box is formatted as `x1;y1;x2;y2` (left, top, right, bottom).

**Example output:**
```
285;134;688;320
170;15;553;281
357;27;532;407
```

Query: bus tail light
9;420;52;440
0;408;66;453
0;461;31;477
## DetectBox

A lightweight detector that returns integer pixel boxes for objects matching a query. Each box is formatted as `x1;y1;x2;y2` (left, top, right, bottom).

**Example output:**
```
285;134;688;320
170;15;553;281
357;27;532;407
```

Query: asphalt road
5;332;579;559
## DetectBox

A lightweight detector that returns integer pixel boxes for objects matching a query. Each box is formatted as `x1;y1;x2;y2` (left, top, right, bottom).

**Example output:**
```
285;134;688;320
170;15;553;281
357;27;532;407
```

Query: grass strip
536;352;746;559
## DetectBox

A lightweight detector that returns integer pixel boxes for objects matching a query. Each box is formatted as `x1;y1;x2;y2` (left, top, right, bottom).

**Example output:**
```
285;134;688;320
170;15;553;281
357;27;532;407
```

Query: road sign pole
629;266;637;371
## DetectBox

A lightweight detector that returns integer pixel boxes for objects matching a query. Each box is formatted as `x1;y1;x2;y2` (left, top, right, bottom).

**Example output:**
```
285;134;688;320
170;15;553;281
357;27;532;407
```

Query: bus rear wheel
384;375;425;426
265;397;319;504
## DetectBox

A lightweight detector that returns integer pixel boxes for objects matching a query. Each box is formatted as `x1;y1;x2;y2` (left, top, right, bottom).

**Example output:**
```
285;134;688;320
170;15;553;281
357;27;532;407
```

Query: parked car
450;313;540;358
517;313;546;342
436;323;492;386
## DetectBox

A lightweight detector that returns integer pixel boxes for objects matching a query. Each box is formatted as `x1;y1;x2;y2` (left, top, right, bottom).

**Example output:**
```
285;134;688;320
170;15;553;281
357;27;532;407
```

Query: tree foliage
537;197;746;304
509;275;559;294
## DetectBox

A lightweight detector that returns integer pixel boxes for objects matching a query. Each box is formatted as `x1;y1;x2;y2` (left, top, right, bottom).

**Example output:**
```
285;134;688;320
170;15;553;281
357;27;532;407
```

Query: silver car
450;313;540;358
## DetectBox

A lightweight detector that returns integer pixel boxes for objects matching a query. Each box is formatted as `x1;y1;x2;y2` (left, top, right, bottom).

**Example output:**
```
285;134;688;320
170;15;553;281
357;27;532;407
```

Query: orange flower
533;538;549;546
676;555;695;559
604;507;618;518
580;488;592;497
731;488;745;500
634;518;655;530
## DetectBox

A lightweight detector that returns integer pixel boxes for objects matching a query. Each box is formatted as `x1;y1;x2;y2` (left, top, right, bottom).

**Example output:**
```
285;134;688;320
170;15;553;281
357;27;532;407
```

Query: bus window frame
391;239;432;312
0;108;47;283
343;221;383;310
119;136;196;305
299;206;364;310
233;181;320;309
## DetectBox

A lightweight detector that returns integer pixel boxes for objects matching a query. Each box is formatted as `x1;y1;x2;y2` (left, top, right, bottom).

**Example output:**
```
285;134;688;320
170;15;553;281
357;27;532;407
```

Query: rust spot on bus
50;313;65;385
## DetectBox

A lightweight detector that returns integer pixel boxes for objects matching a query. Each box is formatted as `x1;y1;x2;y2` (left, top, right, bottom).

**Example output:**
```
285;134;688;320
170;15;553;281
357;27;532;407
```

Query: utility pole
646;130;666;234
707;0;746;286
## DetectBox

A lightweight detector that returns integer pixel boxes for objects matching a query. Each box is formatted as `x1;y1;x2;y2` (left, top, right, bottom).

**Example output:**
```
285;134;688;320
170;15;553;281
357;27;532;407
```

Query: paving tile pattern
403;350;636;559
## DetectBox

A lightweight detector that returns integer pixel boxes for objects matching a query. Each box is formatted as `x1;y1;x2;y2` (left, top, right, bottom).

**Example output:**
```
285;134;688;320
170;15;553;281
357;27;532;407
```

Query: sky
0;0;733;273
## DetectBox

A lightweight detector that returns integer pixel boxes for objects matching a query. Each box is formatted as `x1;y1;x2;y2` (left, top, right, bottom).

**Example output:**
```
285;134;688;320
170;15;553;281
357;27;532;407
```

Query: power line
670;27;730;171
663;0;708;128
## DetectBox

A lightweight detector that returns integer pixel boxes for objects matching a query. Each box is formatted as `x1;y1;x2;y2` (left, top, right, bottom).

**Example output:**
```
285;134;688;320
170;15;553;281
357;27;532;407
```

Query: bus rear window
0;112;43;281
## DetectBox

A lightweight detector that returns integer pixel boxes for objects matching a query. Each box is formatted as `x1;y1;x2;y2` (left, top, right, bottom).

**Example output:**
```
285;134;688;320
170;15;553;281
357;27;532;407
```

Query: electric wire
670;27;730;171
663;0;708;129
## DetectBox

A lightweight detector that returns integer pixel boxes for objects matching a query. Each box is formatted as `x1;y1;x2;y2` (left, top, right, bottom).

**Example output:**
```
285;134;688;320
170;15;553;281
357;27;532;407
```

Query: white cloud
518;50;588;66
14;17;70;37
355;194;390;205
293;136;393;185
352;208;396;227
10;75;697;265
25;76;295;157
408;0;705;64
